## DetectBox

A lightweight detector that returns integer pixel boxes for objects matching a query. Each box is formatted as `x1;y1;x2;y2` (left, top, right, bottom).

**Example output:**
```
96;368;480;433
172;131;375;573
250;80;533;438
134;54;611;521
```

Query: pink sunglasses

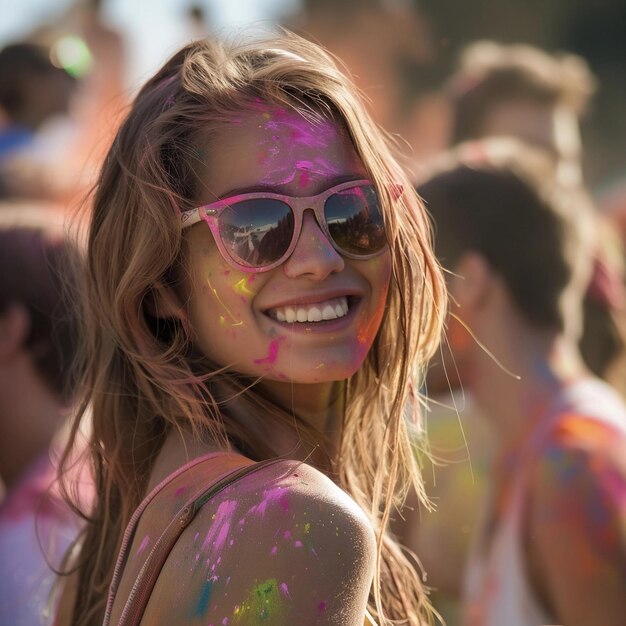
180;179;387;273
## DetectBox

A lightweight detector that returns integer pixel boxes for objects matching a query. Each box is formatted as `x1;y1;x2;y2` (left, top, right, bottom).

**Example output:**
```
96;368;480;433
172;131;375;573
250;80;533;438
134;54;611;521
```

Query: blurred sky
0;0;300;88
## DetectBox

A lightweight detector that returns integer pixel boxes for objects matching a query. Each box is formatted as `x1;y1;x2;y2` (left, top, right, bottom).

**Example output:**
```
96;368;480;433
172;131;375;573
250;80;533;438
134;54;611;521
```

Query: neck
207;376;346;467
471;330;588;447
258;379;345;451
153;379;346;491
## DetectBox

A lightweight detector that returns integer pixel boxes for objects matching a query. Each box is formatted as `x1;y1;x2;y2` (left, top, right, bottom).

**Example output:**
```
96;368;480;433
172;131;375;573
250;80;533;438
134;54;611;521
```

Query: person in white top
415;139;626;626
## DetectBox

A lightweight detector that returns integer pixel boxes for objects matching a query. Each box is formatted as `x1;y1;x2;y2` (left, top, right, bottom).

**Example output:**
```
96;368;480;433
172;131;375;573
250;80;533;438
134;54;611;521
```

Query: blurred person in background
415;139;626;626
561;2;626;282
0;0;128;210
578;218;626;396
446;40;595;186
0;42;78;199
412;41;626;624
184;3;214;41
286;0;451;164
0;203;85;625
57;0;128;190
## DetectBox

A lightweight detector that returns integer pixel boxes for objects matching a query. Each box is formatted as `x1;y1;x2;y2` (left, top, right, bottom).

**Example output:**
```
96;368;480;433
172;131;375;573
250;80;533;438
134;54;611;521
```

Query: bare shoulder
142;459;376;625
529;415;626;560
531;415;626;519
527;417;626;626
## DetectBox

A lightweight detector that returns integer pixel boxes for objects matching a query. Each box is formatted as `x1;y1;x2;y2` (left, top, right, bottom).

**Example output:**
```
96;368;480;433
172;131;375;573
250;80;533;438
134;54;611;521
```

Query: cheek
355;255;393;349
202;270;246;329
230;272;259;302
187;242;256;333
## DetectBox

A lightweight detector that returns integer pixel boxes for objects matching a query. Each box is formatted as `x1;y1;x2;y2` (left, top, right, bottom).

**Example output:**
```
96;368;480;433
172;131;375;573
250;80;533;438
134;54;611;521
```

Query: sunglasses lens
325;185;386;255
218;199;294;268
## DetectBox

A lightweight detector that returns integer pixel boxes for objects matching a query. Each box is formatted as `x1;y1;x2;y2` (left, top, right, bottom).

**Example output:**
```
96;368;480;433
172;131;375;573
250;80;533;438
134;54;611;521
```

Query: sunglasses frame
179;178;387;273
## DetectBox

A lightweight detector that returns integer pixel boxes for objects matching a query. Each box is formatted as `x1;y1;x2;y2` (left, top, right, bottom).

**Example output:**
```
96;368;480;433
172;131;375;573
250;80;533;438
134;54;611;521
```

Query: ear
448;251;493;314
0;303;31;361
144;284;187;324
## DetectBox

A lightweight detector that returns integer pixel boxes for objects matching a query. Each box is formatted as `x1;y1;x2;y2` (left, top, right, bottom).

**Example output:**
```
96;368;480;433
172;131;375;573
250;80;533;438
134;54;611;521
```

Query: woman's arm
142;460;376;625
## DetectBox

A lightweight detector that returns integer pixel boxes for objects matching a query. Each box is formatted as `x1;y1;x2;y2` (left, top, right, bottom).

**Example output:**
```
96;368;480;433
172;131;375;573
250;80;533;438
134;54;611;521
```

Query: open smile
263;295;361;327
267;296;348;323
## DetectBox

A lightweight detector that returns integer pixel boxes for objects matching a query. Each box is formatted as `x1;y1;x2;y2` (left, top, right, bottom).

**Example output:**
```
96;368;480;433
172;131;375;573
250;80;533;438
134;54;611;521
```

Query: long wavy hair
59;32;446;625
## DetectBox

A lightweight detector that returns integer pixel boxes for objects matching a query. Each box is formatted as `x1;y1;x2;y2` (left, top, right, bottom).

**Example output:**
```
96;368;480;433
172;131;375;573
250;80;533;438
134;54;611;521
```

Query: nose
282;210;344;279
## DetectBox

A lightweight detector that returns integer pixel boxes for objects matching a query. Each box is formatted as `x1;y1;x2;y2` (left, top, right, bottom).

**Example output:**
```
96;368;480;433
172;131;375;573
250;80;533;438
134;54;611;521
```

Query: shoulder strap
104;456;281;626
104;452;229;623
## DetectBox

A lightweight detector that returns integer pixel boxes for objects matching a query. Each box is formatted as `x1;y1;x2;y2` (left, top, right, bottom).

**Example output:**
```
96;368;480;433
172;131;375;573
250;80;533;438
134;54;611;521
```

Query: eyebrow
214;173;368;201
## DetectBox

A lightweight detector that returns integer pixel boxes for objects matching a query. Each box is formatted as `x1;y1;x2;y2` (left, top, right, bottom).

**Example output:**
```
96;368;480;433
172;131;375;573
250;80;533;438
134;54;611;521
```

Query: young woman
58;33;445;625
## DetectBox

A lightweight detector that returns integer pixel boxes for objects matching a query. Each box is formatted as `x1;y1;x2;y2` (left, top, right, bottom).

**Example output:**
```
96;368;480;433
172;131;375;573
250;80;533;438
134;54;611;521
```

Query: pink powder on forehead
255;105;336;144
292;157;344;182
264;115;337;151
306;158;344;177
267;155;345;186
230;105;354;188
298;168;310;188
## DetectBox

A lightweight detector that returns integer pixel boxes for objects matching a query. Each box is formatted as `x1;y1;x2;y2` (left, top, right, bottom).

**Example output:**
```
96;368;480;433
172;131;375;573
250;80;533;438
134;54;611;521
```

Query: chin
265;354;366;384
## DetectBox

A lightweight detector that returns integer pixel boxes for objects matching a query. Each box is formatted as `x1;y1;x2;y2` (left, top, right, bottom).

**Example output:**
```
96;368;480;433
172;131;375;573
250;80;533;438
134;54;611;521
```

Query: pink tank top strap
104;451;253;625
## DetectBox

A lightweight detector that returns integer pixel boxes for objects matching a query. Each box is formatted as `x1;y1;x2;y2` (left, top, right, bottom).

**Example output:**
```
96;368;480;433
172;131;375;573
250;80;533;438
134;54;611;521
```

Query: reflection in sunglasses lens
325;186;386;255
220;199;293;267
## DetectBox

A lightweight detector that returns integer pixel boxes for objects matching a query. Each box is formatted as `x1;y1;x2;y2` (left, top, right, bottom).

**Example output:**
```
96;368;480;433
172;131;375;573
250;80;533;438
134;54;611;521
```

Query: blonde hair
60;32;446;625
448;40;596;143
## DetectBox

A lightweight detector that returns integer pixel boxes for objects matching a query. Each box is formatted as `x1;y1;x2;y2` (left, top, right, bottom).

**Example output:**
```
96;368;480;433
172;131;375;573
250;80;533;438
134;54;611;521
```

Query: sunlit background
2;0;623;186
1;3;626;626
0;0;298;87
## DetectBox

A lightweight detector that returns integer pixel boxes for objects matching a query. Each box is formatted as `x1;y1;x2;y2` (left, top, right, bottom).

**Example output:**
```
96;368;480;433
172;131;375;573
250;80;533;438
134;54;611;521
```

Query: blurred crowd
1;0;625;625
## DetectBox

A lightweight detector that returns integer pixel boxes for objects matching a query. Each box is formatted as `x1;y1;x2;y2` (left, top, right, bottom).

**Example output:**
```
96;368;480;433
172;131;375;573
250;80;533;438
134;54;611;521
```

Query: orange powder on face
356;280;388;347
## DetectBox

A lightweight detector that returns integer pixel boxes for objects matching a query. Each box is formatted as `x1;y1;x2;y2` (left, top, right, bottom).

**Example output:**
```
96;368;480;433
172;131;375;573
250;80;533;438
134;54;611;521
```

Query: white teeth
269;296;350;324
322;305;336;320
308;307;322;322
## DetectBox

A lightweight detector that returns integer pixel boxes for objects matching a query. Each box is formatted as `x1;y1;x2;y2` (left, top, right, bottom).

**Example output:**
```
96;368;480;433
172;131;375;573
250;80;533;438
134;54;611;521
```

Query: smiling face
181;105;392;385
